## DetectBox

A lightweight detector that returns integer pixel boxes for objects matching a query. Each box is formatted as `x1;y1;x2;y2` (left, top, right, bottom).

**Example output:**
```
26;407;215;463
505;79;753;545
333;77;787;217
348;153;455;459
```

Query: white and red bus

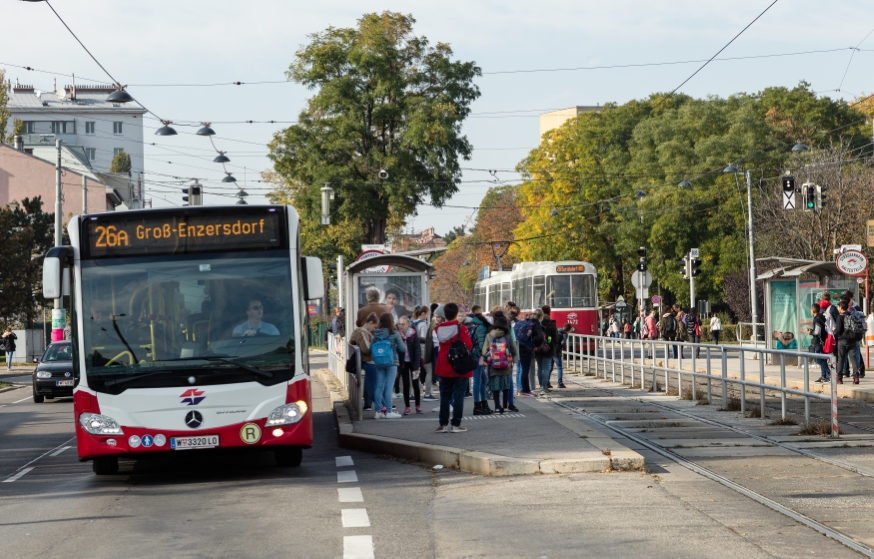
42;205;324;475
473;261;599;335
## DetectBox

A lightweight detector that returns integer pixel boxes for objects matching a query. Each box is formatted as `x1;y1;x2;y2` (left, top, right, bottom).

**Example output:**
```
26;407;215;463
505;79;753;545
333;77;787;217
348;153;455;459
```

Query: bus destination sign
83;210;284;258
555;265;587;273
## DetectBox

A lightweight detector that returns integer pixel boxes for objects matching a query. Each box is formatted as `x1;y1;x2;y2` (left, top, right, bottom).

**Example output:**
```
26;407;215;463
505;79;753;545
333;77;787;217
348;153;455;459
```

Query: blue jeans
373;364;397;412
5;351;12;370
812;345;830;379
471;364;489;401
362;362;377;408
536;355;553;390
553;354;563;384
439;376;467;427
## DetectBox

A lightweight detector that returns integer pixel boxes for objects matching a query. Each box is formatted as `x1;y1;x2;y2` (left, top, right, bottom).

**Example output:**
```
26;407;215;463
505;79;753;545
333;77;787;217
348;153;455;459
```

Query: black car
32;341;77;403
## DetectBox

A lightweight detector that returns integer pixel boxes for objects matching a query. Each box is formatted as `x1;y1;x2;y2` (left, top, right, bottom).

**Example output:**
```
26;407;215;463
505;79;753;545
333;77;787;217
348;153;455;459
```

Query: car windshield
42;343;72;362
80;251;295;384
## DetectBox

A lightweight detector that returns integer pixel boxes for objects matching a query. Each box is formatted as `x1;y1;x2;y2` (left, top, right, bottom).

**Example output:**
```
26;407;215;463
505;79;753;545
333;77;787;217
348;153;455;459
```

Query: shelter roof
756;257;841;280
346;254;434;275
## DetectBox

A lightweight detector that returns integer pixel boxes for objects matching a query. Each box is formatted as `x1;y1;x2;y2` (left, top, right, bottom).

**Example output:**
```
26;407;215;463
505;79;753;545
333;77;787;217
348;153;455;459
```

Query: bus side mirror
42;247;74;299
302;256;325;300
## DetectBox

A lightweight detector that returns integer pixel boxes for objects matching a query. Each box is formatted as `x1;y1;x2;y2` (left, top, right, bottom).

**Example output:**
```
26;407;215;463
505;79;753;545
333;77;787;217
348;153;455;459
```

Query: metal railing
347;345;362;421
735;322;765;348
564;334;839;438
326;336;363;421
326;335;347;390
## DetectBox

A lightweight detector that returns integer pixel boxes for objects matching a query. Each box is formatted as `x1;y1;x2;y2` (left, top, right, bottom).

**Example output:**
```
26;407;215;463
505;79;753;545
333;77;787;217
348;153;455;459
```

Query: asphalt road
0;354;867;559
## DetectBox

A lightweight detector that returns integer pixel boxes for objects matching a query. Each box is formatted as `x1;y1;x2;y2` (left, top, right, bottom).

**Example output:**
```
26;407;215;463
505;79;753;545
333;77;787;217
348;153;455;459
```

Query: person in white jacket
710;315;722;344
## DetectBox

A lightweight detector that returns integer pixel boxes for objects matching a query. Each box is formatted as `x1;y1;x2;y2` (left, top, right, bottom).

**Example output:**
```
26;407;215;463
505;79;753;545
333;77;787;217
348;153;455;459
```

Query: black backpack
686;316;697;335
844;313;866;342
447;332;478;374
661;314;676;334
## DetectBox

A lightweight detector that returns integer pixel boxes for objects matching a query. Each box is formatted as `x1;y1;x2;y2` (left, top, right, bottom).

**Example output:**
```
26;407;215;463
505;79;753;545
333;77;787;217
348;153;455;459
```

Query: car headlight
78;413;123;435
265;401;308;426
36;372;52;378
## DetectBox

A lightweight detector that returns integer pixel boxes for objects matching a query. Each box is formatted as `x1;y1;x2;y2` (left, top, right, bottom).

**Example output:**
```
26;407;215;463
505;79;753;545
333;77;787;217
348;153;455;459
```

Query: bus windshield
547;274;596;308
80;251;295;392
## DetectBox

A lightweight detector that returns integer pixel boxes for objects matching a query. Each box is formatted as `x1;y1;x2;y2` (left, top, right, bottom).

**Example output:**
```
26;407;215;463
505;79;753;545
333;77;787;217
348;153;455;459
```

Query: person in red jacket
434;302;473;433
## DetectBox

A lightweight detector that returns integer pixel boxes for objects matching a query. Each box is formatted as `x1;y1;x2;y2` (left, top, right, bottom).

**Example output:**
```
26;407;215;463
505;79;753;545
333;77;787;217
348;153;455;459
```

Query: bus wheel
274;447;302;467
92;457;119;475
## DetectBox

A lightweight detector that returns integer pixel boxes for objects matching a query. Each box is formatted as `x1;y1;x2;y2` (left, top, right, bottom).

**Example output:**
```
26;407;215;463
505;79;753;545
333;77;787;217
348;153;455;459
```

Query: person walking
2;328;16;370
710;314;722;344
465;305;491;415
623;319;632;339
684;308;701;357
659;309;678;358
397;316;423;415
535;307;559;394
834;301;863;384
806;304;831;383
434;303;473;433
609;316;620;338
350;313;378;411
371;313;406;418
481;311;518;414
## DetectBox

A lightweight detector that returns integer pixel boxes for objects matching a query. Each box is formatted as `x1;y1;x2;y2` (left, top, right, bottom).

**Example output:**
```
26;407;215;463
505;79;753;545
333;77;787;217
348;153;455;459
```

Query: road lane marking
14;437;76;472
337;470;358;483
49;446;71;457
12;397;30;404
341;509;370;528
343;535;374;559
3;467;34;483
336;455;354;467
338;487;364;502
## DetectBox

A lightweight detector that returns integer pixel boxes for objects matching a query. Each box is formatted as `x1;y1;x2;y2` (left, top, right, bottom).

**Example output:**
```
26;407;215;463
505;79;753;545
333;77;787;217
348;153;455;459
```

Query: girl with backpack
480;311;518;414
397;316;423;415
684;309;701;357
371;313;406;419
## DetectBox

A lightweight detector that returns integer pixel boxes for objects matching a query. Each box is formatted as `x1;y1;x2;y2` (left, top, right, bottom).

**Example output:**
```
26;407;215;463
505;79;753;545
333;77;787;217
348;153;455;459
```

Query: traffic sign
782;191;795;210
836;250;868;277
631;270;653;289
615;301;627;309
651;295;661;304
690;248;699;258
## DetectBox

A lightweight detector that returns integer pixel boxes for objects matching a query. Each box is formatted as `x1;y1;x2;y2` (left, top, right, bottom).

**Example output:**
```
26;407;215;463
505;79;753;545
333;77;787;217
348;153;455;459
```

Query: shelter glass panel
356;274;423;324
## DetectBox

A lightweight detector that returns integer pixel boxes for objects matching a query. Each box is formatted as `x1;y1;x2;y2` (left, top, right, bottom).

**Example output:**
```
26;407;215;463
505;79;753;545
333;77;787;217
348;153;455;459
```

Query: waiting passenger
233;299;279;337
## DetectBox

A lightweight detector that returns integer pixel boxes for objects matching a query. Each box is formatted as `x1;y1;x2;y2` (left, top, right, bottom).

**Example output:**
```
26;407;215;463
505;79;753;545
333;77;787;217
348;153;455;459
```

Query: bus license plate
56;380;74;387
171;435;219;450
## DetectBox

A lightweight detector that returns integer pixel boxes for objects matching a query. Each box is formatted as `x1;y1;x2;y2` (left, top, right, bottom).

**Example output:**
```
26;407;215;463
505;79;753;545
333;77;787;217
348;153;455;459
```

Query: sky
4;0;874;236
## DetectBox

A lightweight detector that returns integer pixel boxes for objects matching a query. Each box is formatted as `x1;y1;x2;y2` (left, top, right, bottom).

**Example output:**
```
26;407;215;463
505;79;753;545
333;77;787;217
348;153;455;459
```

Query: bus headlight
265;401;308;426
78;413;123;435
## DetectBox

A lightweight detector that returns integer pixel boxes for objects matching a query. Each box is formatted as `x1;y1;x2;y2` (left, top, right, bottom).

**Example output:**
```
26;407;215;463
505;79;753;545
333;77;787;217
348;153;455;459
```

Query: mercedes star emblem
185;411;204;429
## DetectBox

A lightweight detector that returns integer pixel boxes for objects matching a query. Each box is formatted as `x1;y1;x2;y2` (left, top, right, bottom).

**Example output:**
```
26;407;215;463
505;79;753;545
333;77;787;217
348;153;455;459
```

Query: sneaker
374;411;385;419
403;407;411;415
416;406;424;414
363;406;373;411
837;377;844;384
547;383;553;389
393;393;403;400
519;392;535;397
464;393;473;399
450;425;467;433
435;425;449;433
558;383;567;389
853;377;860;385
507;404;519;412
384;412;402;419
815;377;827;383
422;395;438;401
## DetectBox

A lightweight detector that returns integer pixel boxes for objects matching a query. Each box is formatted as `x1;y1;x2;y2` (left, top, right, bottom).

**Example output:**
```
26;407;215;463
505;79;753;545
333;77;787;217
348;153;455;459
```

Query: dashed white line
337;470;358;483
336;455;354;467
3;467;34;483
343;535;375;559
11;397;30;404
341;509;370;528
338;487;364;502
49;446;71;457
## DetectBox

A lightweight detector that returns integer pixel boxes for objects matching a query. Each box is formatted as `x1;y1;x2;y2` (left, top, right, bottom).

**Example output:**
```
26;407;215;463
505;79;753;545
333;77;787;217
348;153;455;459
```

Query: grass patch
744;405;768;419
718;395;742;412
601;448;612;456
665;388;679;396
680;386;694;400
695;394;710;406
0;382;11;389
584;372;595;377
795;419;844;437
769;417;799;426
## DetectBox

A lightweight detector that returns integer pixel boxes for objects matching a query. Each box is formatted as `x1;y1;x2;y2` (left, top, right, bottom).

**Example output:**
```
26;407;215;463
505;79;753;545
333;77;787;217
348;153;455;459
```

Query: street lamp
792;142;809;153
155;120;177;136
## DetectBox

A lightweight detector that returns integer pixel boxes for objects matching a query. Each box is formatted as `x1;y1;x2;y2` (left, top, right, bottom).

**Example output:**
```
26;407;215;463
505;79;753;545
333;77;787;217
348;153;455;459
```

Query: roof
756;257;841;280
0;142;104;184
346;254;434;275
9;89;146;114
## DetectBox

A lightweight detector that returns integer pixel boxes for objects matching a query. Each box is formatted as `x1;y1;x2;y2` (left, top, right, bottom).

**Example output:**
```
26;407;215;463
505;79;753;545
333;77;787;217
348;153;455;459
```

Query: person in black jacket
397;316;423;414
2;328;17;370
536;307;559;393
834;301;861;384
805;304;830;383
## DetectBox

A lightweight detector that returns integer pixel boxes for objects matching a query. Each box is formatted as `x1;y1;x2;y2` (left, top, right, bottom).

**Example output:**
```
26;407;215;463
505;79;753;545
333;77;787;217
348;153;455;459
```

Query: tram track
548;378;874;557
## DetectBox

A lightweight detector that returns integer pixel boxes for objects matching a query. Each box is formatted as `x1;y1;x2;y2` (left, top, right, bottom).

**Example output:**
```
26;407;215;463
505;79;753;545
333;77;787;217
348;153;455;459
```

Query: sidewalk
316;369;644;476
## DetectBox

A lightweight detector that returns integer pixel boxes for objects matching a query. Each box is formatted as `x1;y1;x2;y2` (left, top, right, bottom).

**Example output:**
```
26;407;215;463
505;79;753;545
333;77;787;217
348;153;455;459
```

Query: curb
315;368;645;475
0;385;25;394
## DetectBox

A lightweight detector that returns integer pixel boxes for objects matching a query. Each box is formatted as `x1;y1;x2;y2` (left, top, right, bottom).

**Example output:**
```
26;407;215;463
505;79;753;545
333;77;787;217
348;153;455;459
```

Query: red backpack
488;336;511;370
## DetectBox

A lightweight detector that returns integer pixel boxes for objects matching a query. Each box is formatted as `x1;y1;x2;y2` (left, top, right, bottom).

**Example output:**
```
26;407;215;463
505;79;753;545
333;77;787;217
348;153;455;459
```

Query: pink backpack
489;336;511;370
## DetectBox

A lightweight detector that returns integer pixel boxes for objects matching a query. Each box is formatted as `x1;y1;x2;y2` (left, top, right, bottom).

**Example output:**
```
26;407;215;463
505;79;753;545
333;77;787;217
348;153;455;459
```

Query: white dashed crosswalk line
335;455;354;467
343;535;374;559
338;487;364;502
341;509;370;528
3;467;34;483
337;470;358;483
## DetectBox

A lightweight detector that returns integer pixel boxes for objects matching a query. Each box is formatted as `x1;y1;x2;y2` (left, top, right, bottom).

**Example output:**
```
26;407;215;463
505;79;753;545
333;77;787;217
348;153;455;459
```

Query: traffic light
191;183;202;206
328;263;337;281
803;183;815;211
816;184;826;209
781;175;795;193
690;258;701;277
680;258;688;278
181;186;191;205
637;247;647;258
637;260;647;272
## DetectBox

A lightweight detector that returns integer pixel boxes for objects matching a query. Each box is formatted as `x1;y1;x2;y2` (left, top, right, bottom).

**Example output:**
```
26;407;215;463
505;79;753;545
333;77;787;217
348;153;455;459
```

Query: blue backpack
513;320;534;349
371;336;394;366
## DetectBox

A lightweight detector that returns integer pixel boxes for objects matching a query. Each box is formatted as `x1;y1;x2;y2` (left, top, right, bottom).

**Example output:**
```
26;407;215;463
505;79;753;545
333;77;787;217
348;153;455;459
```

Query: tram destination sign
82;209;285;258
555;265;587;273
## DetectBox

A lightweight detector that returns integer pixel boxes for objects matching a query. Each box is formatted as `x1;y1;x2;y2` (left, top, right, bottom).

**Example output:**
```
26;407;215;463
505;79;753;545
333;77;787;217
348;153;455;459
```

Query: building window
85;122;95;134
51;121;61;134
86;148;96;161
114;148;124;156
113;122;123;134
24;122;35;134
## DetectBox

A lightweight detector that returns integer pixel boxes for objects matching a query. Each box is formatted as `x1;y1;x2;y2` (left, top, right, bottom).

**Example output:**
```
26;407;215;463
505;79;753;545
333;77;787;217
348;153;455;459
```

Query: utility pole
82;175;88;214
52;139;64;342
746;169;759;340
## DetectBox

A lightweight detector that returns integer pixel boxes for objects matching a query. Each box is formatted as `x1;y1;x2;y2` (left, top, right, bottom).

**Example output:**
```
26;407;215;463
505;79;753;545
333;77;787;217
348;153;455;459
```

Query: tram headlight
78;413;124;435
265;401;308;426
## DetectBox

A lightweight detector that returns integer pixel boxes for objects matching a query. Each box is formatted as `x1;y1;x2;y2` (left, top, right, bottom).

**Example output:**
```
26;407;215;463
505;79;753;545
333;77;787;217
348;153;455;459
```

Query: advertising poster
770;280;798;351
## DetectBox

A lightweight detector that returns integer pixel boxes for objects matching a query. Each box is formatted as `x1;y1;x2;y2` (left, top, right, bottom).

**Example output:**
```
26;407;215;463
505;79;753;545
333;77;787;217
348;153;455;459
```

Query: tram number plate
56;380;74;387
171;435;219;450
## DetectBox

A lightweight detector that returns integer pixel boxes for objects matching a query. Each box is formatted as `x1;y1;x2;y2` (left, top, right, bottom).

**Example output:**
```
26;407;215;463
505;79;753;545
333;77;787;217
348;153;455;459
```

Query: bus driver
233;299;280;337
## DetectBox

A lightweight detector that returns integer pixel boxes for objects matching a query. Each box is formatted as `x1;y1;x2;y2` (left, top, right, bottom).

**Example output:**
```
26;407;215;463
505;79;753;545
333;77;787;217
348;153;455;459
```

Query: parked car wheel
32;385;44;404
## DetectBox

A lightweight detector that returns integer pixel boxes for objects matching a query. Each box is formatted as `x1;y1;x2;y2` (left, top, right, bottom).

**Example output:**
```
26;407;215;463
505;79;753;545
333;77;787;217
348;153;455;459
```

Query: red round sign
835;250;868;277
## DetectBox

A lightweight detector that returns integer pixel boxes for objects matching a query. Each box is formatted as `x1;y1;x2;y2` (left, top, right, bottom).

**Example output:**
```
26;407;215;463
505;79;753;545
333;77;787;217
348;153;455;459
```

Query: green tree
443;225;466;245
0;69;11;144
7;118;24;145
268;11;481;262
110;150;131;174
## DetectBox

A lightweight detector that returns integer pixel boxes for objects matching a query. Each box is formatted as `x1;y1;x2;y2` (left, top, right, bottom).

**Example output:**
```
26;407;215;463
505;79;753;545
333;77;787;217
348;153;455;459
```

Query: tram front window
81;252;295;393
548;275;596;308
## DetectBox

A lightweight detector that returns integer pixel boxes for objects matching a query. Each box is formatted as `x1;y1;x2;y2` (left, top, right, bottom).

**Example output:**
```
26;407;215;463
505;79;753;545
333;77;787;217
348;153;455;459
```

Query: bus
474;261;599;336
42;205;324;475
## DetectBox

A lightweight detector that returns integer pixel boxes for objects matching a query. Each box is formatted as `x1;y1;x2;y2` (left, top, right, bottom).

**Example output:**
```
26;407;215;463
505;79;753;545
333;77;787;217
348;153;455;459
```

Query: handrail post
705;345;712;405
721;346;728;409
620;339;625;385
691;340;697;401
611;338;616;382
759;353;766;418
677;342;683;397
739;349;746;414
830;361;839;439
803;354;810;426
664;340;669;394
779;353;786;420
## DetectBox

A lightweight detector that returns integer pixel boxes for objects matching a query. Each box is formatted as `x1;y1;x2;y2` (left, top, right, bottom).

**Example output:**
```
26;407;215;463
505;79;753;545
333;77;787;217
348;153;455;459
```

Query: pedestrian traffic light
803;183;815;211
816;184;826;209
781;175;795;193
690;258;701;277
181;186;191;205
680;258;688;278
